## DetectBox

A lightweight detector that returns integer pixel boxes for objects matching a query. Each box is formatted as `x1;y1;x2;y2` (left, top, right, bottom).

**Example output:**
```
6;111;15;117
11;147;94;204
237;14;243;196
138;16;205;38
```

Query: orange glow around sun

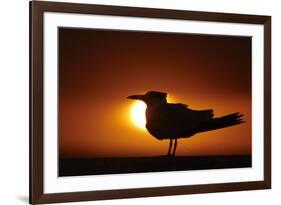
59;28;252;158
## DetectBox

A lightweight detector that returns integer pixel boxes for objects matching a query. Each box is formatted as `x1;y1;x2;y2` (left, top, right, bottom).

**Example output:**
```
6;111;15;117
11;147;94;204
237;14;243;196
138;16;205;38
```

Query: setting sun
130;101;147;129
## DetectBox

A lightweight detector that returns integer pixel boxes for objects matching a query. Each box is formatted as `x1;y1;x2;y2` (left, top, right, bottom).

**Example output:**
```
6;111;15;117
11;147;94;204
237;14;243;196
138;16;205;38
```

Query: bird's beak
127;95;145;100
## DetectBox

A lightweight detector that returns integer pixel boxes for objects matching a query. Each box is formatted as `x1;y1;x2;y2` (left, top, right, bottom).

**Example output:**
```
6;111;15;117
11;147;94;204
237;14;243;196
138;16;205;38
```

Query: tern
127;91;244;157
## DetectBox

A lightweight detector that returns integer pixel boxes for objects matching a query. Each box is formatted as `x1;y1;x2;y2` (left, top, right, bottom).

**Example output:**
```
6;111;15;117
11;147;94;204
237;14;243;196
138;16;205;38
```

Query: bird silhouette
127;91;245;157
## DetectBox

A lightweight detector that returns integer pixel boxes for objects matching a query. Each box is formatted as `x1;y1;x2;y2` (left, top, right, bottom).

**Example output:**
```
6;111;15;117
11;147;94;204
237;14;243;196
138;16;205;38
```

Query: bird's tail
196;112;245;133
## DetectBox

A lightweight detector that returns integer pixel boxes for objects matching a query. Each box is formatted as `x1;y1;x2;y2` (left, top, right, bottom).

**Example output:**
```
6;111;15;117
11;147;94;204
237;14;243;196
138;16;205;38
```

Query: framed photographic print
29;0;271;204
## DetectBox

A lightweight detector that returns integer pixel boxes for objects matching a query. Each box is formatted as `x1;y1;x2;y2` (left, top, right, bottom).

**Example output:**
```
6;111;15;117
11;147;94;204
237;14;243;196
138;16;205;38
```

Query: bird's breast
145;106;195;139
145;107;167;139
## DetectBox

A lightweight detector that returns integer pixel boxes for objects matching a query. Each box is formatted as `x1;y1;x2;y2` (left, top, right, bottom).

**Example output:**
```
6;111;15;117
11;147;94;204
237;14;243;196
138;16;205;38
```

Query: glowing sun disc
130;101;147;129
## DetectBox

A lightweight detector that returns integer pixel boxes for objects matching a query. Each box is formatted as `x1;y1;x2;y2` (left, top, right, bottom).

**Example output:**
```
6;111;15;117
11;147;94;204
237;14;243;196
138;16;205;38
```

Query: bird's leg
167;139;173;157
172;139;177;157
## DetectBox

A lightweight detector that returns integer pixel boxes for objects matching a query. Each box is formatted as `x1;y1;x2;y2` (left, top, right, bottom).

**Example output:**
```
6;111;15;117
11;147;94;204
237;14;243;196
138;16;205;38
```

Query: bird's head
127;91;167;106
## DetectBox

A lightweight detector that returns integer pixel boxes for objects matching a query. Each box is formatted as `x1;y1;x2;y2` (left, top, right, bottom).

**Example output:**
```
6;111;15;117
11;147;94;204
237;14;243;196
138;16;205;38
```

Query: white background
0;0;279;205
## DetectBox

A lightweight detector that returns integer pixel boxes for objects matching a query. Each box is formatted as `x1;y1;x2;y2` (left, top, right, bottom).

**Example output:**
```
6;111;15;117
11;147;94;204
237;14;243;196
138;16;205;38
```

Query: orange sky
59;28;251;158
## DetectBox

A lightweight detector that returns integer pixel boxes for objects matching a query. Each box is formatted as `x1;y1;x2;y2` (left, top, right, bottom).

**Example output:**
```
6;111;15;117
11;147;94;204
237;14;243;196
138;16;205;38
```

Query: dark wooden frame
30;0;271;204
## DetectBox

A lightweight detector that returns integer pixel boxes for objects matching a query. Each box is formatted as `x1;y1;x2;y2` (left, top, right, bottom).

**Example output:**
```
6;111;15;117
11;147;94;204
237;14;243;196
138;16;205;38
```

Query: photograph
58;28;252;176
29;1;271;203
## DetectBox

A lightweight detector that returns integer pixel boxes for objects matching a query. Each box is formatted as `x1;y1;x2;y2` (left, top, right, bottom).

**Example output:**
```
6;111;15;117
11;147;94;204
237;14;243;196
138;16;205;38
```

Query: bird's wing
153;103;212;129
146;103;215;138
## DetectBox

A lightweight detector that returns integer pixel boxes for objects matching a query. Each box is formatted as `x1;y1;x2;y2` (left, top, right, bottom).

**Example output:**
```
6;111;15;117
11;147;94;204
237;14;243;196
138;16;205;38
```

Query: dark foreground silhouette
59;155;251;176
127;91;245;156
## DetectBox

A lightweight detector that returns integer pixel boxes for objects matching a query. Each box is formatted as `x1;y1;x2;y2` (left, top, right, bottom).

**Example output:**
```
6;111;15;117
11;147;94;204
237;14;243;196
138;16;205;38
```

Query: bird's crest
145;91;167;99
